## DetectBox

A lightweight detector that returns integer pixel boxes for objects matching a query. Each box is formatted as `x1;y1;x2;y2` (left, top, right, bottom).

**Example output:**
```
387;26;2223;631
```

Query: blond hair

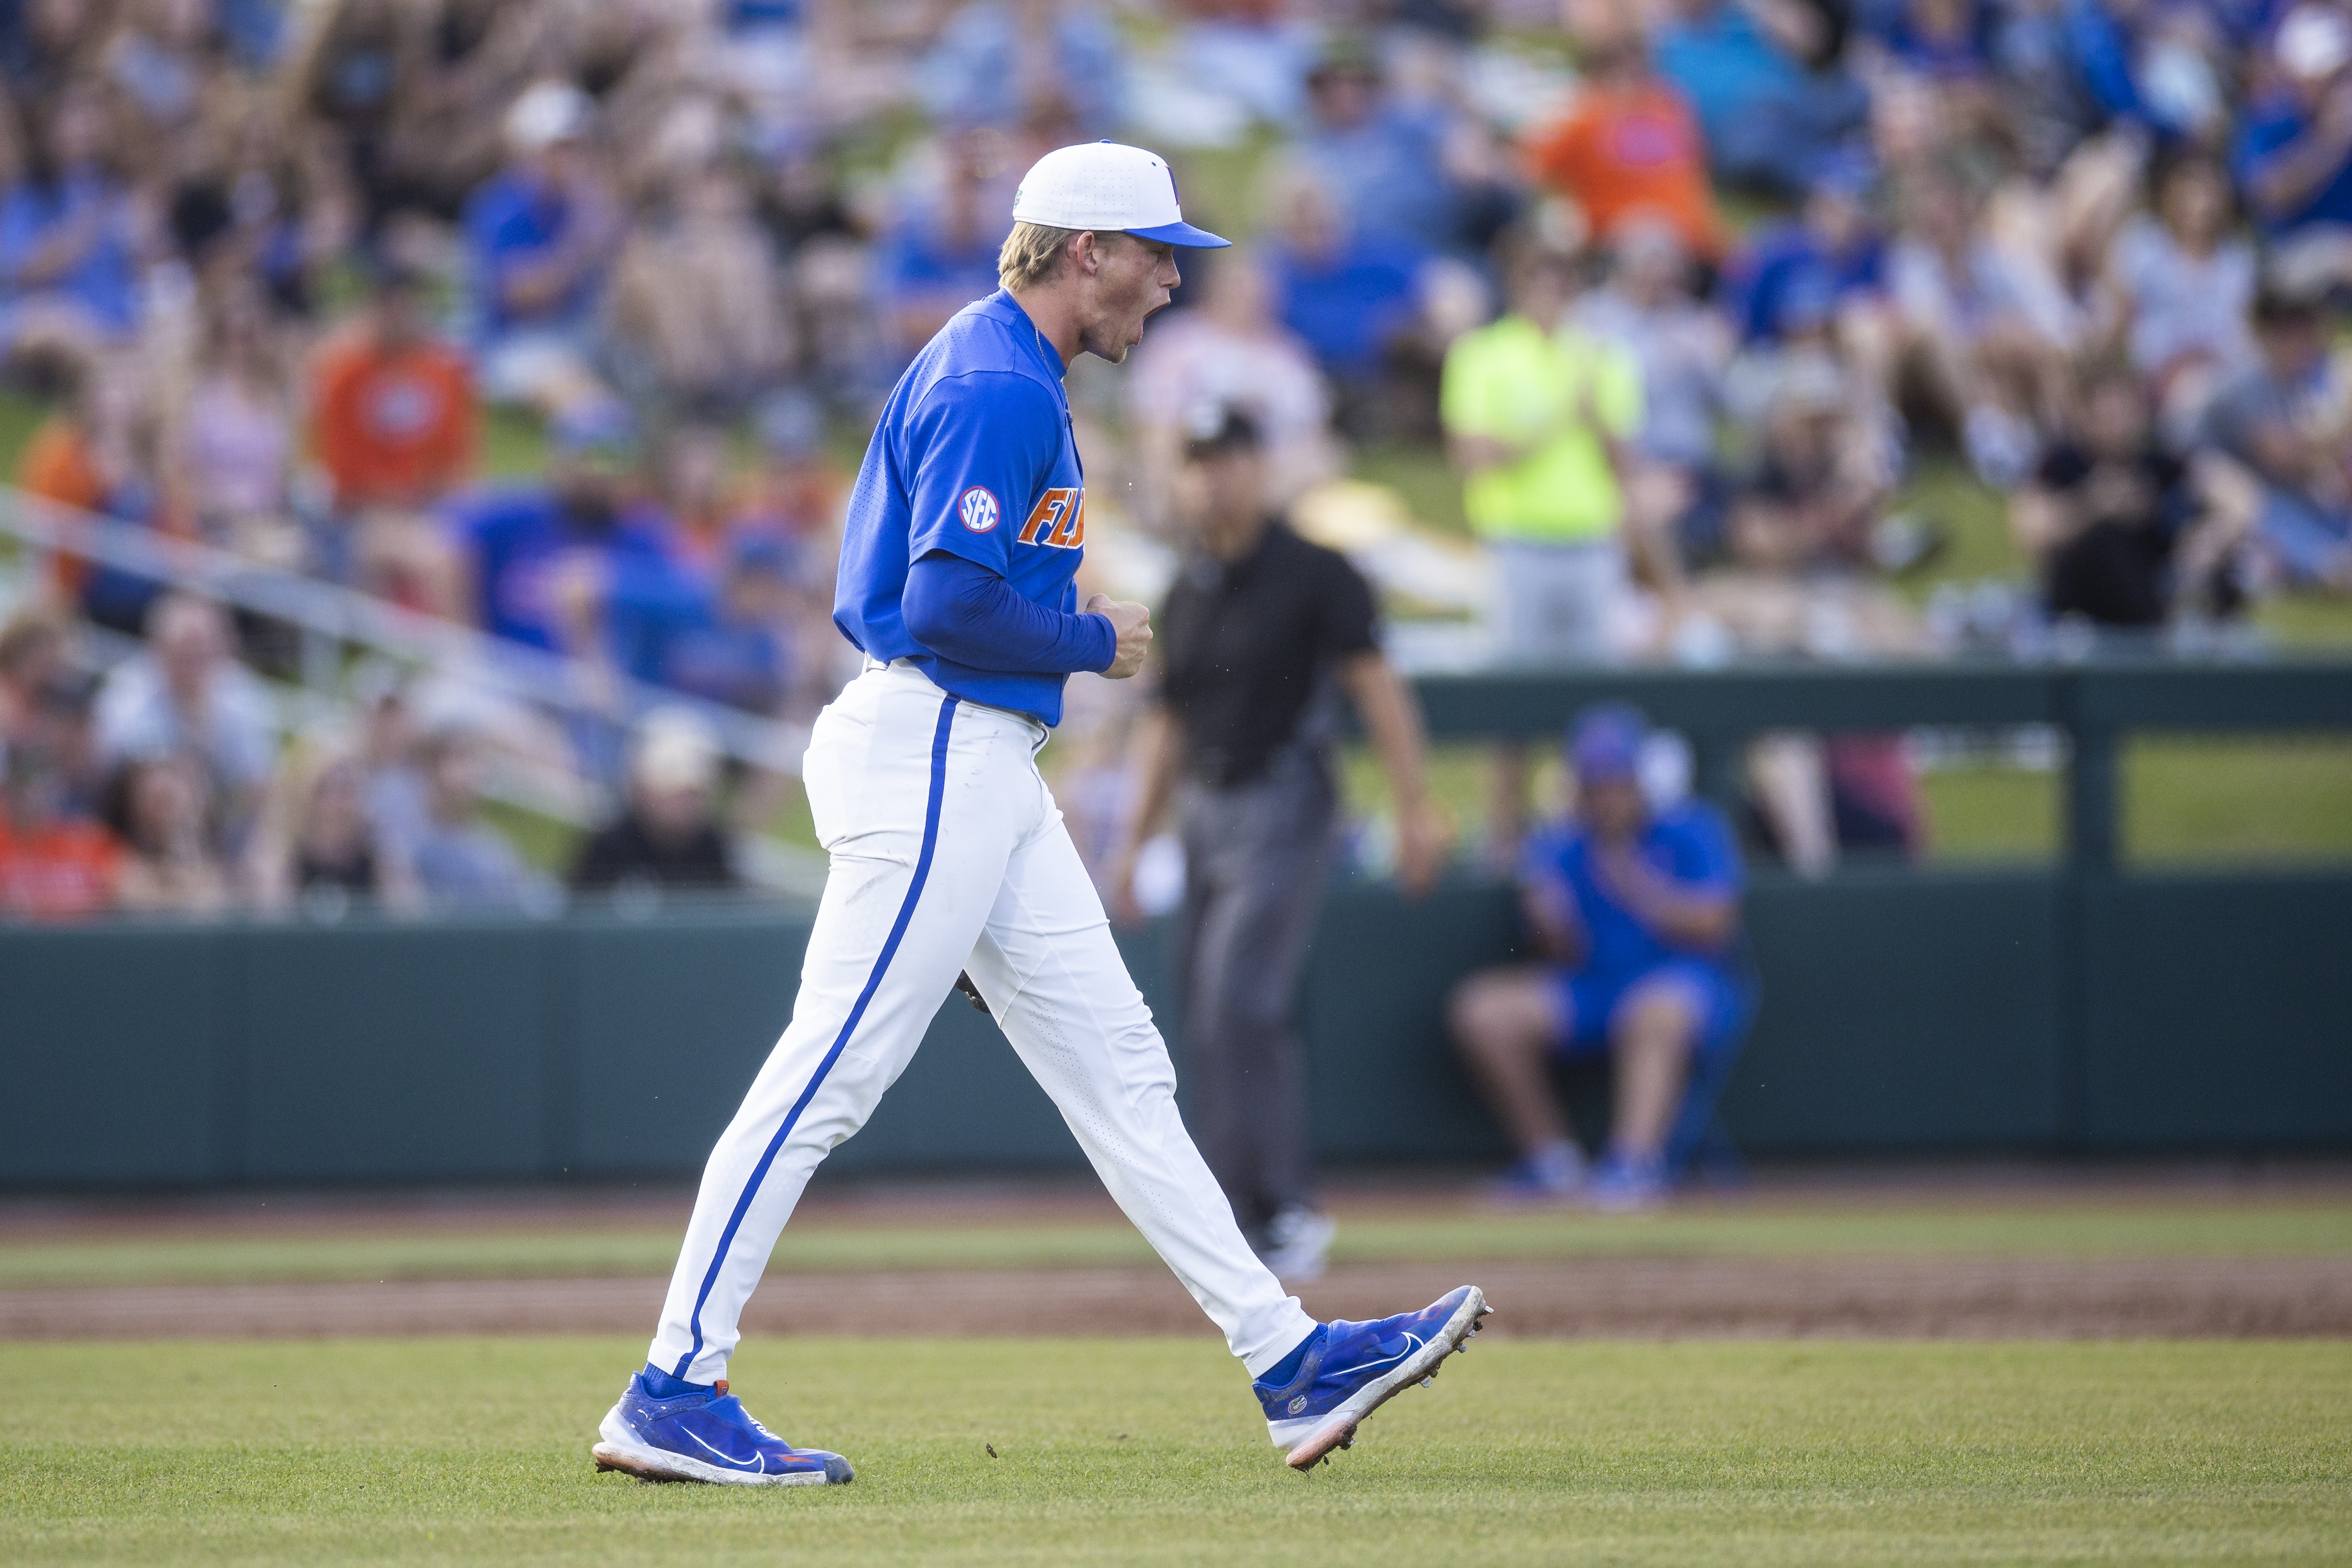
998;221;1154;292
998;221;1084;291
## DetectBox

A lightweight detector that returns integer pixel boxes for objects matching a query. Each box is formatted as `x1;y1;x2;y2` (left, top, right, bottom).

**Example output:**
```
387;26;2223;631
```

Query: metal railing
0;487;827;895
1408;655;2352;874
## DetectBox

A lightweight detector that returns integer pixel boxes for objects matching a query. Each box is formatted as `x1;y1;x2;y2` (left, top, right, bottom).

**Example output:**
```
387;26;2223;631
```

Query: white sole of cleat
592;1411;847;1486
1283;1287;1492;1472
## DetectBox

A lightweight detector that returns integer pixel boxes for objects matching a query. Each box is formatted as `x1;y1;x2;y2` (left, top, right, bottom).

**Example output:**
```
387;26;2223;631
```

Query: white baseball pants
647;660;1317;1384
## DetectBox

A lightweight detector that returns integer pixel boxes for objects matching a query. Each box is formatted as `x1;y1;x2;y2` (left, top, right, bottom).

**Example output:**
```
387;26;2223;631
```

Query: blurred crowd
3;0;2351;920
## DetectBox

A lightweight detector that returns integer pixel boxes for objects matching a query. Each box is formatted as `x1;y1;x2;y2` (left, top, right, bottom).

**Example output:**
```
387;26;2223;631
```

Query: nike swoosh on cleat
684;1430;765;1471
1348;1332;1423;1379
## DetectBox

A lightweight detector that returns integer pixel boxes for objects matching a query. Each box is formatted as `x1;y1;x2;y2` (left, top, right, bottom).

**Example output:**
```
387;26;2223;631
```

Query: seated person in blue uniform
604;535;798;716
442;402;673;655
1449;703;1755;1209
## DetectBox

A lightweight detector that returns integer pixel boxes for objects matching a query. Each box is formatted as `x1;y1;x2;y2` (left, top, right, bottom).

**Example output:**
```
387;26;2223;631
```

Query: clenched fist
1088;593;1154;678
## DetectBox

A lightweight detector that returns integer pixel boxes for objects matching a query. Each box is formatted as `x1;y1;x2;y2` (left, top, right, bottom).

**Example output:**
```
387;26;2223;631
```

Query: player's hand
1088;593;1153;679
1393;799;1451;900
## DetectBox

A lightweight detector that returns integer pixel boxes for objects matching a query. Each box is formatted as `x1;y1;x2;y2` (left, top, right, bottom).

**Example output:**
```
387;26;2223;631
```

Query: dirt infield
7;1254;2349;1341
7;1168;2348;1342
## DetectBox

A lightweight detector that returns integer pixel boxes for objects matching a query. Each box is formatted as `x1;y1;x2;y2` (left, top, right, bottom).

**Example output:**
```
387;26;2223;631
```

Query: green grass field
6;1192;2347;1289
5;1337;2346;1566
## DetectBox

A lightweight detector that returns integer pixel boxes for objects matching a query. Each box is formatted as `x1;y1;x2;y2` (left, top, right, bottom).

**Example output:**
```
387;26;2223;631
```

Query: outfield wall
6;865;2348;1189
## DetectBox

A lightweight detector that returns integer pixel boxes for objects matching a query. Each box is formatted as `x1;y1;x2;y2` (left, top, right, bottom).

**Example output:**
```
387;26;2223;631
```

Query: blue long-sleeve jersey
832;289;1111;725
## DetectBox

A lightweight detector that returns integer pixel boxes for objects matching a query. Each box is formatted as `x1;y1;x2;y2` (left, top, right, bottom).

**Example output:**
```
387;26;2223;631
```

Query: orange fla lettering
1018;487;1080;547
1050;492;1086;549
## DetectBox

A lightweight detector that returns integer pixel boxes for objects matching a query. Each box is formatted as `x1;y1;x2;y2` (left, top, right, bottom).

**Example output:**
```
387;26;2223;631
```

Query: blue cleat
593;1372;854;1487
1253;1285;1492;1470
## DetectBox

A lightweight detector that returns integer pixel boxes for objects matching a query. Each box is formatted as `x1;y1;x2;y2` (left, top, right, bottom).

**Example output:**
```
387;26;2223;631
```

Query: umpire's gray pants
1173;749;1336;1242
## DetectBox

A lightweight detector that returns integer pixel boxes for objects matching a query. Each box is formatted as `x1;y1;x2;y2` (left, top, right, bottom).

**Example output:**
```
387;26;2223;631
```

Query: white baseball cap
2279;4;2352;80
1011;141;1230;248
633;707;721;794
507;80;591;153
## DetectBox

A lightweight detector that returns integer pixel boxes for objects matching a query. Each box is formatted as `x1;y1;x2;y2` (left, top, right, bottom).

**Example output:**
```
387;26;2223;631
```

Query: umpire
1110;406;1446;1283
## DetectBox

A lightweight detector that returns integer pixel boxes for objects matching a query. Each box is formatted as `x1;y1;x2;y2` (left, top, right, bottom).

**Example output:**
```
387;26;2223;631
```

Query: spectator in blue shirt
0;82;143;356
1880;0;2027;156
876;130;1014;362
445;402;673;654
2060;0;2237;145
2238;10;2352;229
2234;4;2352;301
1450;705;1755;1210
1724;152;1888;345
1886;0;1993;81
1291;40;1466;255
462;81;623;413
605;535;798;715
1654;0;1870;194
1169;6;1319;128
917;0;1124;137
215;0;287;69
1261;175;1438;431
724;0;804;33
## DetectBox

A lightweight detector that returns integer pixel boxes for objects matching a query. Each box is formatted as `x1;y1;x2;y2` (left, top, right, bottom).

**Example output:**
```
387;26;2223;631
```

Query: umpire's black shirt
1156;518;1379;788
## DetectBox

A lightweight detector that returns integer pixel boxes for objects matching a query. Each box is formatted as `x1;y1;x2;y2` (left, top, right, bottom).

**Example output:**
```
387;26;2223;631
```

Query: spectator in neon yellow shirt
1443;241;1643;657
1443;240;1644;859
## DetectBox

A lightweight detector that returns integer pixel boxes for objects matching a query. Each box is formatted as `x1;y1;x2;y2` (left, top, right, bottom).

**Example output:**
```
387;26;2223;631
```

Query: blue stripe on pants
673;694;959;1377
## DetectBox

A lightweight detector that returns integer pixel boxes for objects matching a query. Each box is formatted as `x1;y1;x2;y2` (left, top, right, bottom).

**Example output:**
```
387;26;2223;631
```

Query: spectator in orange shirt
0;742;118;922
1524;29;1725;264
312;266;479;609
313;267;478;514
15;353;109;606
14;355;179;633
15;370;107;520
15;384;109;606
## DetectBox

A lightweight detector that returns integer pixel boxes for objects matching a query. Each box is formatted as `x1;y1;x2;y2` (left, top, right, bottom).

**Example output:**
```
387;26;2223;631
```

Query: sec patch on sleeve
957;486;1002;534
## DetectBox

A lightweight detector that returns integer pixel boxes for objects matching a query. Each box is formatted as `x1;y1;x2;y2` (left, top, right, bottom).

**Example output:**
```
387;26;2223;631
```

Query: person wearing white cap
593;142;1491;1489
569;708;739;897
2241;5;2352;258
463;79;621;412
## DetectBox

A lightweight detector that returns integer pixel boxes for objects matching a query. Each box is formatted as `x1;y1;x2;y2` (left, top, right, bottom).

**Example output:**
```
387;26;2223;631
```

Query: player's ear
1069;230;1100;276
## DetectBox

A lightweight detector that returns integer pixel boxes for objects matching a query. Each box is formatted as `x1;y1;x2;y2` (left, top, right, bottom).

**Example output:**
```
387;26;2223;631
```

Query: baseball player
592;142;1489;1488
